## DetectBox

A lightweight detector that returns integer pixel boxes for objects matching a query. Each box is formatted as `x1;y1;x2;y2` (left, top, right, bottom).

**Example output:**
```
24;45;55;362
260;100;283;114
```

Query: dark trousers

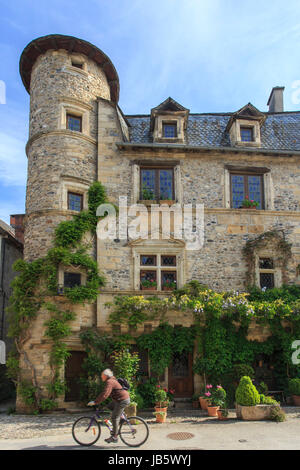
111;398;130;435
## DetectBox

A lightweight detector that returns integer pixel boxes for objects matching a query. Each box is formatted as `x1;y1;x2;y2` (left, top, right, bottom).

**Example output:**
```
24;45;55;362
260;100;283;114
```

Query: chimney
10;214;25;245
267;86;285;112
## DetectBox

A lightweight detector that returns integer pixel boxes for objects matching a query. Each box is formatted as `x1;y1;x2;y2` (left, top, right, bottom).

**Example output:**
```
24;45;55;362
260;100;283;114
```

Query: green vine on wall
7;182;108;412
106;280;300;402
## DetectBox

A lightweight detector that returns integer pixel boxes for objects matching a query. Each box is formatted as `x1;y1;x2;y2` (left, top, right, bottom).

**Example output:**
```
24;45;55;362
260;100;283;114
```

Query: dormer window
150;97;189;144
163;123;177;138
226;103;265;148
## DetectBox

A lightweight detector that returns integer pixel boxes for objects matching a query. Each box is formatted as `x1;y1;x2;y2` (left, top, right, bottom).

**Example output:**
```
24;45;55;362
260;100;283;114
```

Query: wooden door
168;351;194;398
65;351;87;402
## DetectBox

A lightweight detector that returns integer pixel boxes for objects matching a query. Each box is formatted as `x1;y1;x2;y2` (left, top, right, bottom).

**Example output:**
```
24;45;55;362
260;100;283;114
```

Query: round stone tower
20;34;119;261
17;35;119;411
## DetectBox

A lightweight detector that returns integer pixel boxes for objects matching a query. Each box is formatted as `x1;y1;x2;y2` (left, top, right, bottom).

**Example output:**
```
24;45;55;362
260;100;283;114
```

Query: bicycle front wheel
72;416;101;446
119;416;149;447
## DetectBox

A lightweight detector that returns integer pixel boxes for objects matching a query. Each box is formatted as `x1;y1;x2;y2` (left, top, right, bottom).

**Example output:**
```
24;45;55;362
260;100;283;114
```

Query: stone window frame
61;179;89;212
254;253;282;289
59;101;90;136
153;114;185;143
229;119;261;147
64;53;89;76
70;54;87;72
132;245;184;291
224;165;274;210
58;265;87;294
132;161;182;205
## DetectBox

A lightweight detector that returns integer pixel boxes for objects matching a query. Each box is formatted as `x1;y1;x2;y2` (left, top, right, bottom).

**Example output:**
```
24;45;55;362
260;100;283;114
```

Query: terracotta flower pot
155;406;168;414
199;397;209;410
207;405;219;417
217;409;228;421
155;412;167;423
141;286;157;291
292;395;300;406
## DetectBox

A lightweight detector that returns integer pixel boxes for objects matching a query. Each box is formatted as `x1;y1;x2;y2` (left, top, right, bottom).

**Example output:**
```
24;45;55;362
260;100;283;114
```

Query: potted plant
288;378;300;406
154;386;169;414
164;387;175;408
139;186;156;206
140;279;157;291
153;410;167;423
207;385;225;417
241;196;259;209
235;376;278;420
199;384;212;410
162;279;177;291
217;407;229;421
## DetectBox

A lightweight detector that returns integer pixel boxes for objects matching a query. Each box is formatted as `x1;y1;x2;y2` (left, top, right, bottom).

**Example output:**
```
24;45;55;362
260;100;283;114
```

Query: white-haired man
88;369;130;444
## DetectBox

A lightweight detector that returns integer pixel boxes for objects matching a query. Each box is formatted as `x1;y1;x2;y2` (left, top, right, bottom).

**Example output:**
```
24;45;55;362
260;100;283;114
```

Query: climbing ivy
6;181;109;412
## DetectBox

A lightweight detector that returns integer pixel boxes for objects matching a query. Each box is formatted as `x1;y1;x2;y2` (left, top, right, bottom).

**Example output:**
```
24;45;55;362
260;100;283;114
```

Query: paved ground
0;407;300;450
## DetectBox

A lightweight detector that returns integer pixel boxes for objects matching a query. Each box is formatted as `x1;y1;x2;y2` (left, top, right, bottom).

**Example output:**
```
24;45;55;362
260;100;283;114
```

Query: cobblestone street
0;408;300;450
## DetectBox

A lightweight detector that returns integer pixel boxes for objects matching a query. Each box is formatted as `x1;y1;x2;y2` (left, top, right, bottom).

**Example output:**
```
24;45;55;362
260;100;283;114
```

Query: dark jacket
95;376;130;404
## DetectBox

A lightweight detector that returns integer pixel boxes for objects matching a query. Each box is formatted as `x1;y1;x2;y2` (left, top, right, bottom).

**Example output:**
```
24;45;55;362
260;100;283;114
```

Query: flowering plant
162;279;177;290
205;384;227;407
241;196;259;208
141;279;157;288
154;385;169;407
163;386;175;401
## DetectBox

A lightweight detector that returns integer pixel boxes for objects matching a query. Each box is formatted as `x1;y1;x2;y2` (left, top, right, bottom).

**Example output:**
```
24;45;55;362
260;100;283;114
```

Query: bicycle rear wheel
119;416;149;447
72;416;101;446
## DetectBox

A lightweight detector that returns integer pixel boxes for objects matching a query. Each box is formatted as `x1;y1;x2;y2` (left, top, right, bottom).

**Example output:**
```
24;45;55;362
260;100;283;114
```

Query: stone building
17;34;300;408
0;217;23;401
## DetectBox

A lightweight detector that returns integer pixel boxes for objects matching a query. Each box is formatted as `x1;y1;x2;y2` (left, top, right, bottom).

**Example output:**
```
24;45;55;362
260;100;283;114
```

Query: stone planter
292;395;300;406
235;403;242;419
237;404;274;421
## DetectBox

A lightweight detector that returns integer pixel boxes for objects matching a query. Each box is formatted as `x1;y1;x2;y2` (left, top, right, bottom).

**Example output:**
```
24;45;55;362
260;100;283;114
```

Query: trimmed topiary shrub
288;378;300;396
259;394;278;405
235;376;260;406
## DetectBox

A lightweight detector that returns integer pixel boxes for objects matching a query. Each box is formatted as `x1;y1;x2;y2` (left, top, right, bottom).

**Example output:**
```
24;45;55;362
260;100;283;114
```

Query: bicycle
72;406;149;447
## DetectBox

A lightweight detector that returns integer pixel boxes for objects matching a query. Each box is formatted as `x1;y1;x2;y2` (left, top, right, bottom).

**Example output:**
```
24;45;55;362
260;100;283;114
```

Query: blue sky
0;0;300;223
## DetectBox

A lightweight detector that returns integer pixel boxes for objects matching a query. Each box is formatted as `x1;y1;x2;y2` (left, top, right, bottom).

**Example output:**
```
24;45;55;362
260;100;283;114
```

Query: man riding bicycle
88;368;130;444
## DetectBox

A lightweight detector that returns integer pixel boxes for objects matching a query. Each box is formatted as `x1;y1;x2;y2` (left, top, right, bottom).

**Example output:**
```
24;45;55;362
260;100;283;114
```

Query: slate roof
125;112;300;152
